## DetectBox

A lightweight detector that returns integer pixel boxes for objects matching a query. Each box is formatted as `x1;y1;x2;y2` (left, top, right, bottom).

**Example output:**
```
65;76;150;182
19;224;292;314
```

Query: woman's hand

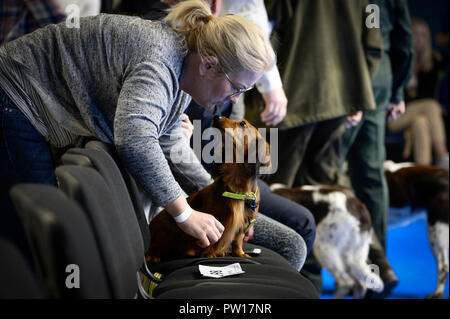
260;88;288;126
243;226;254;243
176;209;225;248
165;195;224;248
181;113;194;141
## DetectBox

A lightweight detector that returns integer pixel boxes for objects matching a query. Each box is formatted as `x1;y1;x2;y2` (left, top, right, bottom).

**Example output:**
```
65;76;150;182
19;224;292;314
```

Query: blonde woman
0;0;274;254
387;18;448;168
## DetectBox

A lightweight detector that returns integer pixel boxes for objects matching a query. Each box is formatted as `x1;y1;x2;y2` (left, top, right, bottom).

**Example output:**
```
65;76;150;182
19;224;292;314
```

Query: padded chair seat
153;262;318;299
0;238;43;299
148;243;295;275
9;184;110;298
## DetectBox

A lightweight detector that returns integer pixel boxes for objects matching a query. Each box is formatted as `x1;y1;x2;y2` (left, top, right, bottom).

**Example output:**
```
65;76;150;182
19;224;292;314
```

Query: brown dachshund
146;116;271;263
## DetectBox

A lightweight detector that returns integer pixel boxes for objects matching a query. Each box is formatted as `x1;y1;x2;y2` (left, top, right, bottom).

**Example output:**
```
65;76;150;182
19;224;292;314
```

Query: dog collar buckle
244;194;258;212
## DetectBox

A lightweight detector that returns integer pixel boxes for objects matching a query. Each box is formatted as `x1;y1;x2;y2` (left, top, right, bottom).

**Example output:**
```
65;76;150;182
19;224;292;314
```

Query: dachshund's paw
232;251;251;258
202;251;218;258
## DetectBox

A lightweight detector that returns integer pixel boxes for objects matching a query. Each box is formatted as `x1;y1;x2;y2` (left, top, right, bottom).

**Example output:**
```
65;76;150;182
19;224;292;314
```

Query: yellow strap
142;272;162;297
222;184;258;201
244;218;257;233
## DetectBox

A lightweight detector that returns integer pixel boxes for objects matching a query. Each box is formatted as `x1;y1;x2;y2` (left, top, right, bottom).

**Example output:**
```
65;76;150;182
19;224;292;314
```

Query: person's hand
260;88;288;126
345;111;363;128
176;209;225;248
243;226;254;243
385;101;405;123
181;113;194;141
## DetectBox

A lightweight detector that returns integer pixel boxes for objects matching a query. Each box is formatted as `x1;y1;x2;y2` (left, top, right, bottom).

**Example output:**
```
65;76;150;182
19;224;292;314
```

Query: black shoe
365;269;399;299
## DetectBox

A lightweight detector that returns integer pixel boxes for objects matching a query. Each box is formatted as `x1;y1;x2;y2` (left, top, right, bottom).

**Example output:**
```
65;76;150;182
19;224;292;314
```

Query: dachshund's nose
213;115;223;127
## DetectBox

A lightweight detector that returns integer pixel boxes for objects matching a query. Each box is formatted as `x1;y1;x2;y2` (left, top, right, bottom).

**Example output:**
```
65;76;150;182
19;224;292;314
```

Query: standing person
340;0;414;298
387;18;449;169
0;0;274;265
245;0;383;189
243;0;383;293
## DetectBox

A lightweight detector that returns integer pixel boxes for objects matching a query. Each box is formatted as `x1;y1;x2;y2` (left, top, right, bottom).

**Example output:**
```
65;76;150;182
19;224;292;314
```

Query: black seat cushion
62;147;146;260
9;184;110;298
85;141;150;249
154;262;318;299
55;165;139;298
0;237;44;299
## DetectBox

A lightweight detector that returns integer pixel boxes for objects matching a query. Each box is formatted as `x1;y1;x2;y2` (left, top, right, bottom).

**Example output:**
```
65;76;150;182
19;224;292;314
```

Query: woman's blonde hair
163;0;275;75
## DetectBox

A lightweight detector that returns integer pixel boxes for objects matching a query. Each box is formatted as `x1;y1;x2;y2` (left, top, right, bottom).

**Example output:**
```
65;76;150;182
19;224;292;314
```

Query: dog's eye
239;121;247;128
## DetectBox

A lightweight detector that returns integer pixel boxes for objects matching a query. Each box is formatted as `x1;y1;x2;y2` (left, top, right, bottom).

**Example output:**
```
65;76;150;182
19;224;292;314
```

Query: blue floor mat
320;207;449;299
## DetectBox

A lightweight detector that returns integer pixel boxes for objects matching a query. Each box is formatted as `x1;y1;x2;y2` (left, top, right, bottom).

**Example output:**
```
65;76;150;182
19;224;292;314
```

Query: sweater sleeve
114;60;183;207
159;122;214;196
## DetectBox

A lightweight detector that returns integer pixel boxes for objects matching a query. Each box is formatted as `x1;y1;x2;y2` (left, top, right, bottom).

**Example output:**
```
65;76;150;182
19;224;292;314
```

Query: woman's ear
199;56;220;77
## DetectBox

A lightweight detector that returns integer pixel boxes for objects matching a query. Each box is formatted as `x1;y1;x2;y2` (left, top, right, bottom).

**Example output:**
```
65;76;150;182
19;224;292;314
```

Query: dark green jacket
371;0;414;105
245;0;383;129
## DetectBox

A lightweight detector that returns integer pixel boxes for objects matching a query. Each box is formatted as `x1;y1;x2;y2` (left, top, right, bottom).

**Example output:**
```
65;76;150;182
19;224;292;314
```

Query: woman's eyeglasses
222;69;254;99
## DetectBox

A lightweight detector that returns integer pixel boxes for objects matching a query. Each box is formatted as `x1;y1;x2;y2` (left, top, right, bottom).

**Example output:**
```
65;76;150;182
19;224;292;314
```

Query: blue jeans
0;87;55;265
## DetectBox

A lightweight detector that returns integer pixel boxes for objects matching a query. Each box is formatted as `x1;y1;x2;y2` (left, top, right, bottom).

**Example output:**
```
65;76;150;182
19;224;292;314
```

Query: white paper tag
199;263;245;278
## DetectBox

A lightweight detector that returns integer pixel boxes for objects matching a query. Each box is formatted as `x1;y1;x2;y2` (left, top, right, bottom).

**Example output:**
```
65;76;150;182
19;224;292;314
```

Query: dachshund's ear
257;138;271;170
244;161;259;177
243;136;271;176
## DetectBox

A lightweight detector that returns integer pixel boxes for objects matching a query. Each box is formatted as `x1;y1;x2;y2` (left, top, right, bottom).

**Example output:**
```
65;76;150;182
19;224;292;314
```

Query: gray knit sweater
0;14;211;207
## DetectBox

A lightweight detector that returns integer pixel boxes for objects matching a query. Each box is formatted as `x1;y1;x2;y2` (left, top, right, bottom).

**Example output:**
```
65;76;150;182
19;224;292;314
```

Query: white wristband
173;204;192;223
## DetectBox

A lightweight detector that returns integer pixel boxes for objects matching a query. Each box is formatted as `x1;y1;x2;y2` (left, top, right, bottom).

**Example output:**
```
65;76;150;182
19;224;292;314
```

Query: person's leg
295;116;347;186
365;231;399;299
410;115;432;165
257;178;316;255
389;99;446;165
250;213;307;271
345;108;399;298
0;88;56;267
346;108;389;249
338;113;366;190
267;123;316;187
340;114;365;170
386;99;425;133
290;116;347;293
422;99;449;165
